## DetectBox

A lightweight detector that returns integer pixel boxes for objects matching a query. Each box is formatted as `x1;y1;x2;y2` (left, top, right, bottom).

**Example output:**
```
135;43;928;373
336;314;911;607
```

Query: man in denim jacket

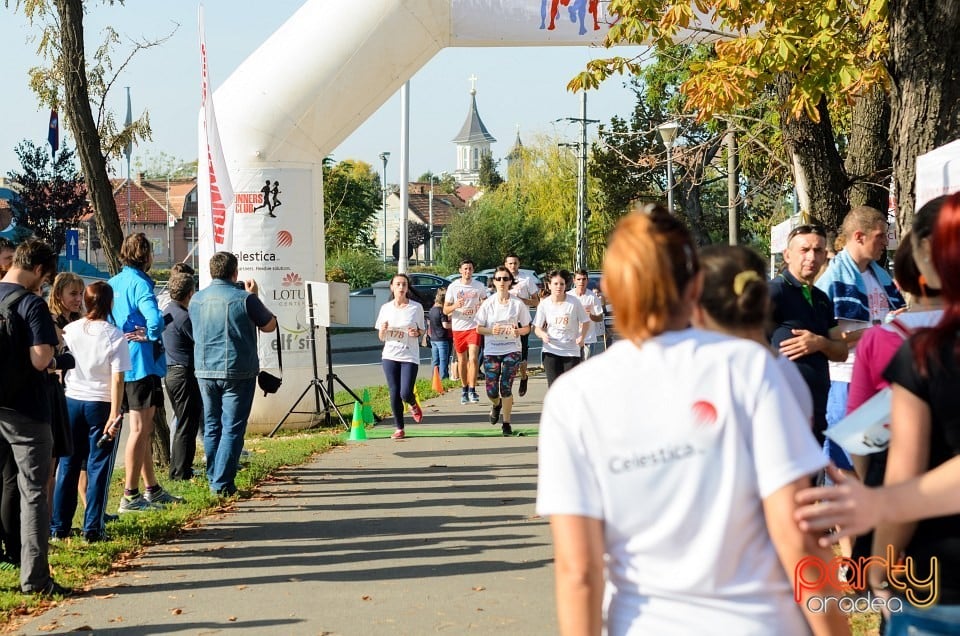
190;252;276;495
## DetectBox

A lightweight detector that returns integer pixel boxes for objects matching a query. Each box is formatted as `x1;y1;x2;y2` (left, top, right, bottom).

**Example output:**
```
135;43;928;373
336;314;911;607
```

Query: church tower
452;76;496;186
505;126;524;181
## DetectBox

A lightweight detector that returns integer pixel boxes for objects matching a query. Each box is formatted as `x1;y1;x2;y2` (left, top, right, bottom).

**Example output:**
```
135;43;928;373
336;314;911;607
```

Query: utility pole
380;151;390;262
124;87;132;237
398;81;410;274
726;124;740;245
559;92;598;271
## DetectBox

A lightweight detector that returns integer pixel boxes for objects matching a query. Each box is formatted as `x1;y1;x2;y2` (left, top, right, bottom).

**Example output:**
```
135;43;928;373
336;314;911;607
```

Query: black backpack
0;288;32;408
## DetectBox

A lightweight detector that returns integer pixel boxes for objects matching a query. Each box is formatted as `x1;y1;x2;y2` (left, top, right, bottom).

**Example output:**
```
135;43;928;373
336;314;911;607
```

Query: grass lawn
0;376;458;625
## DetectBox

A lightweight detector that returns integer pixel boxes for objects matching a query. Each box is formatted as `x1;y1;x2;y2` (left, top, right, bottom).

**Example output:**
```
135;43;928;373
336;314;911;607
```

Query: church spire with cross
452;75;496;186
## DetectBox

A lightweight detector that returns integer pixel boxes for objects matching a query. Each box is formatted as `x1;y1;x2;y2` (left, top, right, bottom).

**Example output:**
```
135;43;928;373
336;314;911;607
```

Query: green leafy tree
477;154;504;190
590;47;794;247
571;1;887;230
322;158;381;252
406;221;429;258
9;0;167;273
437;196;567;273
326;249;387;289
416;171;458;194
7;140;90;253
133;151;197;179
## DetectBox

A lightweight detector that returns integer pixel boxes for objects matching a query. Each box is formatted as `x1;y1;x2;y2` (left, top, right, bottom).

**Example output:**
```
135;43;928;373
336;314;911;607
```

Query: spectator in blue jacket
108;234;181;513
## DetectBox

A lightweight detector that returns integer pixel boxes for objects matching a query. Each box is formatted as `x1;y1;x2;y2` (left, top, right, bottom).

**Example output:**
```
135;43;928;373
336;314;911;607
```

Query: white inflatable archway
202;0;710;426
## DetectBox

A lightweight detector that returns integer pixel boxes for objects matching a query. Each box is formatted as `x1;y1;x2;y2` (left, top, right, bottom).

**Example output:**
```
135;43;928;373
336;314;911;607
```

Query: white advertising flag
198;6;235;263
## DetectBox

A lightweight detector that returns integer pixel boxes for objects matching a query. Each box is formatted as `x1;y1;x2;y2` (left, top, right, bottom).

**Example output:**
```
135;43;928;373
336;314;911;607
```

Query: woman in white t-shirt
475;266;532;437
533;269;590;387
376;274;426;440
693;245;814;422
536;206;849;636
51;281;131;543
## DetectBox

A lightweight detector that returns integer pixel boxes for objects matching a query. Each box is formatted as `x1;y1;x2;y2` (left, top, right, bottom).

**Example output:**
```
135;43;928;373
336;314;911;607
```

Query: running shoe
391;429;406;440
518;377;528;397
410;402;423;423
469;390;480;403
502;423;514;437
118;494;160;514
144;486;184;505
460;392;469;405
489;401;502;425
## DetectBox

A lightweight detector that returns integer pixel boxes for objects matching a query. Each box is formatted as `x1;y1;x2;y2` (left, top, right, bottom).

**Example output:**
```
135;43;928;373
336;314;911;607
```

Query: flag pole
124;86;132;237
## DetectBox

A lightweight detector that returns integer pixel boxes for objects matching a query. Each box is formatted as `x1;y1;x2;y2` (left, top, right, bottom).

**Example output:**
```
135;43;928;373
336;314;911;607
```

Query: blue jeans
198;378;256;495
825;380;854;471
885;602;960;635
431;340;451;379
381;359;418;429
52;399;118;537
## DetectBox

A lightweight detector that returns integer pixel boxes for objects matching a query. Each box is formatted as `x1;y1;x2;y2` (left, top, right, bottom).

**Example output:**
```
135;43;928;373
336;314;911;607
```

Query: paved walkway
14;375;556;635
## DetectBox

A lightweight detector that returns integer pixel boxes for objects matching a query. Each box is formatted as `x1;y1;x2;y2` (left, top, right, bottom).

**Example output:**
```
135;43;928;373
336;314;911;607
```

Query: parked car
350;273;448;305
445;272;490;288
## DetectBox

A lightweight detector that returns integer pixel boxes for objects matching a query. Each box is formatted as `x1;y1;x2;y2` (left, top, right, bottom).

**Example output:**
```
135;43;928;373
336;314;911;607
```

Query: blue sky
0;1;644;181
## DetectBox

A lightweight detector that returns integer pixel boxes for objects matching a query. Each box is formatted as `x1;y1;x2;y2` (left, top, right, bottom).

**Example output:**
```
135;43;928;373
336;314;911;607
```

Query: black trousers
165;366;203;480
542;352;581;387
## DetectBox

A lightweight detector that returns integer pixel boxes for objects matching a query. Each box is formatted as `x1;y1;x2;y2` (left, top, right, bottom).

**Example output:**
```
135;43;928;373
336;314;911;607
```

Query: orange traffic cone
432;366;444;394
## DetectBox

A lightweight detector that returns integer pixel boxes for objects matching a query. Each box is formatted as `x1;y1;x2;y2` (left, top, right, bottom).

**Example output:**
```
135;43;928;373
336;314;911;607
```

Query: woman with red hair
867;192;960;632
536;205;848;635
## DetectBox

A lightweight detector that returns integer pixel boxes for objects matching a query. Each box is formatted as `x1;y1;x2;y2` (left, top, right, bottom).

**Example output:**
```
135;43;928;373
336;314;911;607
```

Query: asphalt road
330;334;544;390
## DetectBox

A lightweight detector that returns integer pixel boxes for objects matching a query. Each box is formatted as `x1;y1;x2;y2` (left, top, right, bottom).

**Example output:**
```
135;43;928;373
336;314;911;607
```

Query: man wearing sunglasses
770;224;850;446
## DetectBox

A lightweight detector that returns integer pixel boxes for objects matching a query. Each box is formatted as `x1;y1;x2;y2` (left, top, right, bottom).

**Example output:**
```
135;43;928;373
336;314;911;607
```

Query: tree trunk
777;77;849;232
55;0;124;275
679;136;723;246
844;85;892;211
888;1;960;232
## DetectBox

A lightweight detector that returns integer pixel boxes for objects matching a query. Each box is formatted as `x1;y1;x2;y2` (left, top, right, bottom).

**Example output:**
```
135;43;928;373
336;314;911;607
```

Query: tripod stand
268;282;372;437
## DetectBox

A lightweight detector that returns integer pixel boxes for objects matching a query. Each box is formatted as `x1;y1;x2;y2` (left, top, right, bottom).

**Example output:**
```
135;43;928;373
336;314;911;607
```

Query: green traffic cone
361;388;374;425
348;401;367;441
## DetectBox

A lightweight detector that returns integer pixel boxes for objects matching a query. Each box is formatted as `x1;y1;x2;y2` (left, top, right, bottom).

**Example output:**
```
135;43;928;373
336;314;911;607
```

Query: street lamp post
379;151;390;262
657;121;680;214
185;216;197;272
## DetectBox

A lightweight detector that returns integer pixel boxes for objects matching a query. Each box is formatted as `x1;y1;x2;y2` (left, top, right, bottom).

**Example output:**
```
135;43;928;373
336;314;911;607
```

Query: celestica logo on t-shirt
607;399;720;474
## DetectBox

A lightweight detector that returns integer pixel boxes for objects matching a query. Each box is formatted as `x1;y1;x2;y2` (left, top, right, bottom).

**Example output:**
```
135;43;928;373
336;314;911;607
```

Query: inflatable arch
201;0;708;426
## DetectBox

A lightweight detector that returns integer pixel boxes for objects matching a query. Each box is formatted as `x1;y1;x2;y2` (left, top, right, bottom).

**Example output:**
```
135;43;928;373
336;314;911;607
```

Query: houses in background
381;182;467;263
104;174;198;270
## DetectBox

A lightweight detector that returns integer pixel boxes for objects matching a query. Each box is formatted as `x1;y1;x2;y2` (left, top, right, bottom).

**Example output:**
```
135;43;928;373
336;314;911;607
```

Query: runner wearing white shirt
504;254;539;396
533;270;590;387
570;269;605;360
536;206;848;636
475;266;532;436
376;274;426;440
443;260;488;404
